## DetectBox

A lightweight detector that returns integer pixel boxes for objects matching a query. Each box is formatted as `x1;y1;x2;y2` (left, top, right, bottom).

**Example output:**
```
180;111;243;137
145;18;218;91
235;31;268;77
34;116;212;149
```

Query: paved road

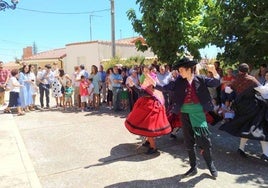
1;103;268;188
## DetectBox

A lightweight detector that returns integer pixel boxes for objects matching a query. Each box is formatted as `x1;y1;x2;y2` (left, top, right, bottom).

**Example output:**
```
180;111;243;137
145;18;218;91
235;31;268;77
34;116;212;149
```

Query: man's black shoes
183;167;197;177
209;163;218;178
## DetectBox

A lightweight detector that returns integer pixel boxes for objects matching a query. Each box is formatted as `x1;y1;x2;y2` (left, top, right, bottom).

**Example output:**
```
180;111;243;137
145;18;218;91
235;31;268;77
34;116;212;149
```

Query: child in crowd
207;98;223;126
79;75;89;112
218;100;235;123
212;98;220;113
64;80;74;110
87;78;94;110
4;69;25;116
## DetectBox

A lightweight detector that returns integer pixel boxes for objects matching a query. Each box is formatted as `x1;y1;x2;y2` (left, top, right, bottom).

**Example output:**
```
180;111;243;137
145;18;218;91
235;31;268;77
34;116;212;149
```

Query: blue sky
0;0;220;63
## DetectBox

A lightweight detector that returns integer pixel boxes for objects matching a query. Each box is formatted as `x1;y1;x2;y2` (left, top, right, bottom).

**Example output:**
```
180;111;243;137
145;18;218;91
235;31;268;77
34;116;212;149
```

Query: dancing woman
125;66;171;154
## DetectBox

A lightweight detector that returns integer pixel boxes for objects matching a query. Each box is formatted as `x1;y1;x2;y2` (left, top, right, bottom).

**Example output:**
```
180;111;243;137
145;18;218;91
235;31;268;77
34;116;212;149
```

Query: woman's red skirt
125;96;171;137
166;107;182;129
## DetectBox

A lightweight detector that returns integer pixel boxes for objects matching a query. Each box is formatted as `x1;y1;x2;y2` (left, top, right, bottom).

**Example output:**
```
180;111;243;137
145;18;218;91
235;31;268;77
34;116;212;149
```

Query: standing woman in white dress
51;62;63;107
28;64;38;110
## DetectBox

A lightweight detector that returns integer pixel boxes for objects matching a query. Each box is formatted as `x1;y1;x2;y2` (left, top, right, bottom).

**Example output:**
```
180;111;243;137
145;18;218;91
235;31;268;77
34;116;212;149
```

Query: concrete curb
2;114;42;188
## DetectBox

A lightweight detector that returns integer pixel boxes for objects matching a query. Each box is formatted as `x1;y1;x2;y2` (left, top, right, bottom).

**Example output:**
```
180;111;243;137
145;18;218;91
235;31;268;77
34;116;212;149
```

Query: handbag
0;86;5;92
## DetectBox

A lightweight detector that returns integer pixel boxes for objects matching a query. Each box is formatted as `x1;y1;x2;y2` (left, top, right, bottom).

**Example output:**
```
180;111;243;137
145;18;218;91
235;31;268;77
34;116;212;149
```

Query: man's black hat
173;57;197;69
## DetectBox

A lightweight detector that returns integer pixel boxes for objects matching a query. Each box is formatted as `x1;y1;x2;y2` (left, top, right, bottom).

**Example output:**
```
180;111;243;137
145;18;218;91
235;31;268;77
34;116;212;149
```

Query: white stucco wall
65;42;99;74
65;41;155;74
98;42;155;61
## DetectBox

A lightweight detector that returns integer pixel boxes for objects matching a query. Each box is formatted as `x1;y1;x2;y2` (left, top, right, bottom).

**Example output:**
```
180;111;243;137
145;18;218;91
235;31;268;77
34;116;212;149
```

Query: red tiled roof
23;48;66;60
66;40;98;46
115;37;145;44
66;36;146;47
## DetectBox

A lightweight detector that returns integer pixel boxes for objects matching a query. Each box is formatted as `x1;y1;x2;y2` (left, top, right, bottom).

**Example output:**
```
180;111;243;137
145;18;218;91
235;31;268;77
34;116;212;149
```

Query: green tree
203;0;268;66
127;0;210;65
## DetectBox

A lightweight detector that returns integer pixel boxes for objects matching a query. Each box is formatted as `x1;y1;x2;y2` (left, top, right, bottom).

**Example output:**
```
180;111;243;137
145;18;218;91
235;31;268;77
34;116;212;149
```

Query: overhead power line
0;53;19;57
0;39;56;50
0;47;19;51
17;7;110;15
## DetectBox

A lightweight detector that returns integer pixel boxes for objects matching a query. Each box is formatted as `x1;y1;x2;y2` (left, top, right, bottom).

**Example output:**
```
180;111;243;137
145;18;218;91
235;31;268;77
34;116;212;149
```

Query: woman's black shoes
146;148;158;155
260;154;268;161
142;141;150;147
237;148;247;158
169;133;177;140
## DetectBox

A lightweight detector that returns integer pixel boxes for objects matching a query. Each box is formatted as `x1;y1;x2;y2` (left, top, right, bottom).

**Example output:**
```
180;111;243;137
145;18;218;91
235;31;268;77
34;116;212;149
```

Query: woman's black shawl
219;88;268;141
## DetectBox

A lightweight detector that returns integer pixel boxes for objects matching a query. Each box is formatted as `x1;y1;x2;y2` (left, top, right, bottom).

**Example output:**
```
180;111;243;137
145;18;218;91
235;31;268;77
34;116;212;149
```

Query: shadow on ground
86;125;268;187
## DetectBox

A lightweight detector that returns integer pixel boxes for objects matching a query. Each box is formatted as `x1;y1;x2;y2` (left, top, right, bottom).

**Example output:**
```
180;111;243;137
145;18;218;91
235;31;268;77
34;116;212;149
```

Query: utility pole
111;0;115;58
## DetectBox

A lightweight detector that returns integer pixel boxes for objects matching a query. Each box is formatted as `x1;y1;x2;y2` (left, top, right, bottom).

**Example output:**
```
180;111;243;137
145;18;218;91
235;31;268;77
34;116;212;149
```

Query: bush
102;55;155;70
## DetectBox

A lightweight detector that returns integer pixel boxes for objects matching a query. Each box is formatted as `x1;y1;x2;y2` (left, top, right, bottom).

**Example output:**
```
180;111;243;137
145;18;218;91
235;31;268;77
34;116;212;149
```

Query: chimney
22;46;33;59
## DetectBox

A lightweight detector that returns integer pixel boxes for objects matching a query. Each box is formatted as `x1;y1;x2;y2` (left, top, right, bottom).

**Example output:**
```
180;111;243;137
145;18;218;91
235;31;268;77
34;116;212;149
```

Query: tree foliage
203;0;268;66
127;0;210;65
128;0;268;67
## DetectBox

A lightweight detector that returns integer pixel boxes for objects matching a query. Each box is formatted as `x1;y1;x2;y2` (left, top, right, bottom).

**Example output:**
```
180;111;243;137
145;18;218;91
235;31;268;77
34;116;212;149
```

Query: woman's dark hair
59;69;65;77
21;65;30;74
261;63;267;68
165;64;171;71
45;64;51;69
147;65;155;71
106;67;113;74
258;63;267;77
28;64;33;72
91;65;98;75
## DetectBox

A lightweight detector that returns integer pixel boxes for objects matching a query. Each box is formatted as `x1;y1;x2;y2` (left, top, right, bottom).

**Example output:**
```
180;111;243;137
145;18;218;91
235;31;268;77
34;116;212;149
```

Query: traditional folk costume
219;64;268;160
219;71;266;140
166;96;216;131
125;72;171;138
165;57;220;177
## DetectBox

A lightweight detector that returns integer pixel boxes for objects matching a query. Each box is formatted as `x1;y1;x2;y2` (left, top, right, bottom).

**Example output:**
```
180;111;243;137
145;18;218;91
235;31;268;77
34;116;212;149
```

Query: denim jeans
39;83;50;107
112;87;122;111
